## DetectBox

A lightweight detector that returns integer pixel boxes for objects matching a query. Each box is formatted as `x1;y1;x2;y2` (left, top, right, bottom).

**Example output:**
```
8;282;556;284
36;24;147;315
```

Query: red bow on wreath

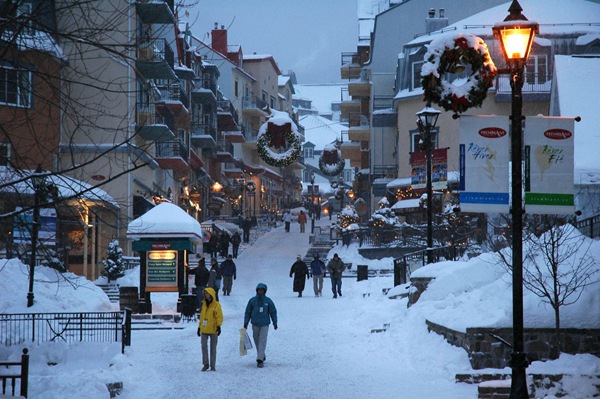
267;122;291;149
322;148;339;164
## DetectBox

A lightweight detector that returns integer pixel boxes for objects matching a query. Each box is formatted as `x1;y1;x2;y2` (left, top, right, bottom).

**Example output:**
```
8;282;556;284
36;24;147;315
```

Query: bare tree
522;223;599;353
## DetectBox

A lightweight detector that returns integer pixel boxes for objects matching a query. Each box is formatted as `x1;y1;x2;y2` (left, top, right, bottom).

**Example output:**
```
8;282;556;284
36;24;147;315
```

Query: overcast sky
188;0;358;84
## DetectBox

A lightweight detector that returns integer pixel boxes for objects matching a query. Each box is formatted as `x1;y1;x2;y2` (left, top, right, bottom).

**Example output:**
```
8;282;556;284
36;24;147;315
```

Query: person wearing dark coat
242;218;252;243
230;231;242;258
219;232;230;257
208;231;219;259
189;257;210;309
289;255;310;297
208;258;221;302
220;255;237;296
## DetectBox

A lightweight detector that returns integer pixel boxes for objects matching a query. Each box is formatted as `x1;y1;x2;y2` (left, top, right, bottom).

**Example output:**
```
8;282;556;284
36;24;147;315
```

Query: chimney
211;22;228;55
426;7;449;34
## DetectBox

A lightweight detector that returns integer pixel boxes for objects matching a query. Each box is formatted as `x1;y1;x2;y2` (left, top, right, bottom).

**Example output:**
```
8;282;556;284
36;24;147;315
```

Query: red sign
544;129;572;140
151;242;172;250
478;127;507;139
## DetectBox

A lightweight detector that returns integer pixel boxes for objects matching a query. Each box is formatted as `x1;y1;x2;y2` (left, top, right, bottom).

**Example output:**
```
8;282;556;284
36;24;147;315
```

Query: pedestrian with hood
327;253;346;298
220;254;237;296
289;255;309;297
243;283;278;368
310;253;326;297
197;287;223;372
208;258;221;301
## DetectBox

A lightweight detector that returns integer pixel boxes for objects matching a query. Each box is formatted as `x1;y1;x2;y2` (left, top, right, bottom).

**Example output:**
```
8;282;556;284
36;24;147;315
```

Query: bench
0;349;29;398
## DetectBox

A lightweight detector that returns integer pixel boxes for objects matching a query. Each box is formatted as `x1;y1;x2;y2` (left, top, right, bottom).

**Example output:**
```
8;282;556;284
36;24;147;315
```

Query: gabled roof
243;53;282;75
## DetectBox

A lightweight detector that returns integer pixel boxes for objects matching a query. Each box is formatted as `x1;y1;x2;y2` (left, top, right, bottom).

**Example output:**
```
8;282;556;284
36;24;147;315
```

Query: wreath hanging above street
421;33;497;114
256;111;302;167
319;144;345;176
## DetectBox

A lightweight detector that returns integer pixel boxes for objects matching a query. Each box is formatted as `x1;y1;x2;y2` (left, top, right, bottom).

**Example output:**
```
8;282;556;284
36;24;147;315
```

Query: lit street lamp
492;1;538;398
27;165;46;307
416;105;440;264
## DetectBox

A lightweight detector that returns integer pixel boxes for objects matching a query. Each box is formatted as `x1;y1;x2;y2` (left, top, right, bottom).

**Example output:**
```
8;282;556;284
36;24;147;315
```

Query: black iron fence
0;309;132;354
576;213;600;239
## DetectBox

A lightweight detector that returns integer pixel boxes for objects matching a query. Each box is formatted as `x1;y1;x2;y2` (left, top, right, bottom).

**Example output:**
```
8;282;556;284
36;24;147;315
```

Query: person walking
230;231;241;258
219;231;230;257
242;217;251;243
243;283;278;368
283;210;292;233
208;258;221;302
208;231;219;259
190;257;210;309
289;255;309;297
328;204;333;220
327;253;345;298
220;255;237;296
298;210;307;233
197;287;223;372
309;253;326;297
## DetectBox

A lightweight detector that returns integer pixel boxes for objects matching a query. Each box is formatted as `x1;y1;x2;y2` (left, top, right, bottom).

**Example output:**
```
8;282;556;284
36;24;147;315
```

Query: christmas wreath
256;115;302;167
421;33;497;114
318;145;345;176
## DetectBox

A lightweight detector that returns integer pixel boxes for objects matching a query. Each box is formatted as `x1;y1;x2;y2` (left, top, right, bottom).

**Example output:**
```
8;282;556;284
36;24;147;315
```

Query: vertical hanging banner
459;115;510;213
410;149;448;191
524;116;574;215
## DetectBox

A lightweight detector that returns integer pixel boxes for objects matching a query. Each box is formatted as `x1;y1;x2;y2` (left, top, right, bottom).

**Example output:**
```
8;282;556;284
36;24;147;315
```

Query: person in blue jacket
243;283;278;368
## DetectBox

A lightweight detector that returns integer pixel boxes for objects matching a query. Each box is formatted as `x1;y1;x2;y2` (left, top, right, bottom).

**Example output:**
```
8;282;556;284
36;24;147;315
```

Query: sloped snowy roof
554;55;600;183
127;202;202;241
299;114;345;149
0;166;119;208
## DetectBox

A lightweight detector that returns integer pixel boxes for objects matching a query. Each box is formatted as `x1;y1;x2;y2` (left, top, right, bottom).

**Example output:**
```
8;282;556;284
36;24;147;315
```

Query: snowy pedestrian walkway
117;220;476;399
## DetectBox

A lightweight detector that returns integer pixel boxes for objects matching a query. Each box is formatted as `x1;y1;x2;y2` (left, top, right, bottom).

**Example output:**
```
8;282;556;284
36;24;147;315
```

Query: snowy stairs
97;283;120;303
131;314;187;330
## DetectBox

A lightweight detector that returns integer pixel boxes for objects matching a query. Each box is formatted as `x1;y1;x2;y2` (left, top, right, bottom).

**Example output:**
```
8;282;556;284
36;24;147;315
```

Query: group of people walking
206;229;242;259
282;210;309;233
288;252;346;298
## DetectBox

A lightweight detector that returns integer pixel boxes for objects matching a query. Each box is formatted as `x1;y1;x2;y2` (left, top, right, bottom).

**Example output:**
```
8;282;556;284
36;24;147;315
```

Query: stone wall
426;320;600;369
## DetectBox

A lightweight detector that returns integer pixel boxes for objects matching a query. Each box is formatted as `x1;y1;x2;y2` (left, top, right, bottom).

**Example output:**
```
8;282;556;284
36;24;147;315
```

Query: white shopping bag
239;328;252;356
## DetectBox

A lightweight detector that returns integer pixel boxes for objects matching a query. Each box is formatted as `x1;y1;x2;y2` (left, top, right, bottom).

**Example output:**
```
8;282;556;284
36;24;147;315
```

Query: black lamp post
416;106;440;264
492;1;538;398
310;173;315;234
27;165;46;307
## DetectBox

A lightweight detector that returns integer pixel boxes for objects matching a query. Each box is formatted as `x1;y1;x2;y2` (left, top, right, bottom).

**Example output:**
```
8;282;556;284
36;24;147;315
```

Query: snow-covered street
117;220;475;399
2;218;599;398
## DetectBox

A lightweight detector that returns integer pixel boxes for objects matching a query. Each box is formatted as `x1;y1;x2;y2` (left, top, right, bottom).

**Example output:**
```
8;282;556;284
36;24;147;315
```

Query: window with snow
0;66;32;108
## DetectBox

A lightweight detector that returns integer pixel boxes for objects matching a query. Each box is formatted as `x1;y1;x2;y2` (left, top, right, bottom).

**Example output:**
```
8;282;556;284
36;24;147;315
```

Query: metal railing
576;213;600;239
0;309;132;354
496;73;552;93
155;138;189;162
241;96;267;111
137;37;174;69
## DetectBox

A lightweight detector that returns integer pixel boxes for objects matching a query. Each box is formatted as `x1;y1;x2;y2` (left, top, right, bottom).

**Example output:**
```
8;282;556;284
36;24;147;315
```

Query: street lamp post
310;173;315;234
27;165;45;307
492;1;538;398
416;106;441;264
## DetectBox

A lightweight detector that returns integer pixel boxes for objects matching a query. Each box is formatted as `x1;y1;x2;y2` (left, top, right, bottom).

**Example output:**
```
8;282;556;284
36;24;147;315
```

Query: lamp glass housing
416;107;441;129
494;24;537;61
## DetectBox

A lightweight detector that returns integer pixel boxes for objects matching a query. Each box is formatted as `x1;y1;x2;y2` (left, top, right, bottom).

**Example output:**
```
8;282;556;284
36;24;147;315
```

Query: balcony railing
138;37;174;67
496;73;552;93
347;112;369;127
155;138;189;162
373;165;398;179
373;95;394;110
242;95;268;111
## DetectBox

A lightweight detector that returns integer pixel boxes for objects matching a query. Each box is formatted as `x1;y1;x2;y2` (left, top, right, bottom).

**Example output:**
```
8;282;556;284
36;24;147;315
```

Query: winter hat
333;253;339;258
256;283;267;293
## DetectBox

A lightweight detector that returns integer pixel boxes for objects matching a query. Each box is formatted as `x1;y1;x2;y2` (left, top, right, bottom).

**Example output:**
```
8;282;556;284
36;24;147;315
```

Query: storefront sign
145;250;178;291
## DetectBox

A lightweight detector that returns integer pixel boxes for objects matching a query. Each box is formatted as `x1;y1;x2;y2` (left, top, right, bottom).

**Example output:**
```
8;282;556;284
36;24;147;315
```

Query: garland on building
319;144;345;176
256;112;302;167
421;33;497;114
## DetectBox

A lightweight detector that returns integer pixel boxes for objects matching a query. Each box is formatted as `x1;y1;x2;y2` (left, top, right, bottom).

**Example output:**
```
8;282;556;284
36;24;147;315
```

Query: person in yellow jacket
197;287;223;371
